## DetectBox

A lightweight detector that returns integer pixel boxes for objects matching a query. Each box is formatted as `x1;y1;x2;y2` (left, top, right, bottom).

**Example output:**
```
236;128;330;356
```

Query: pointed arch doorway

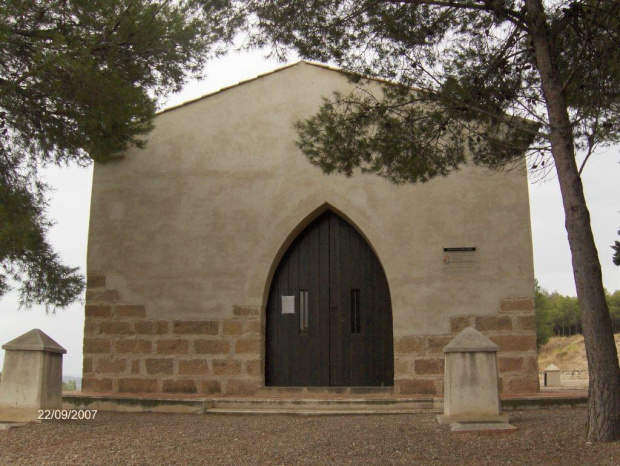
265;210;394;387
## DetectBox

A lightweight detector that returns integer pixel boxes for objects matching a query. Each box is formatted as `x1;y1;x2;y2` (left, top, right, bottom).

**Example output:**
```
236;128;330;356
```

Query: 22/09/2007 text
38;410;97;420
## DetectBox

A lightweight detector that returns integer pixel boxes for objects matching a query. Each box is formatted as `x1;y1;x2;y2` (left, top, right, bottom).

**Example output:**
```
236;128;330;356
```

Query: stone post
543;364;562;387
0;329;67;422
437;327;515;432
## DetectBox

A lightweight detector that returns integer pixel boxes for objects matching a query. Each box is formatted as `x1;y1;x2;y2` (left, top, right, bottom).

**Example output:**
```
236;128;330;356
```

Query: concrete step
256;386;394;396
64;393;208;414
209;397;441;413
63;391;587;415
206;408;437;415
64;393;441;414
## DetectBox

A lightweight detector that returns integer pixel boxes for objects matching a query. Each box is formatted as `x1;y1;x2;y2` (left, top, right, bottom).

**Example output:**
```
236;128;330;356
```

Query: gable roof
157;61;538;146
157;61;344;116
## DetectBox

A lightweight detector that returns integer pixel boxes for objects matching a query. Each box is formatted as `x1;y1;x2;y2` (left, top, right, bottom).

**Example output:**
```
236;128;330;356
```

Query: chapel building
82;62;539;396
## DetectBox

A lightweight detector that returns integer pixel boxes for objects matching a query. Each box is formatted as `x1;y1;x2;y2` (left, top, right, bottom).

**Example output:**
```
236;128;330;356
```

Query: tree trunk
525;0;620;442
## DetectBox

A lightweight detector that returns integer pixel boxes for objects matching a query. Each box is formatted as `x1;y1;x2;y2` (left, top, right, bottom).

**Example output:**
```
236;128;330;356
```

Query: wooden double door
265;211;394;387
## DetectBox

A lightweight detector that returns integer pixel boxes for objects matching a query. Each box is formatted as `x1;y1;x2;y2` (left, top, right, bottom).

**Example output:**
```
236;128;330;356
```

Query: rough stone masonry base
83;277;539;396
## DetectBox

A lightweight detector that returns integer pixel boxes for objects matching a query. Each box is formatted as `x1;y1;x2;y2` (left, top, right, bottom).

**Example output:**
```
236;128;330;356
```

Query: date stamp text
37;409;98;420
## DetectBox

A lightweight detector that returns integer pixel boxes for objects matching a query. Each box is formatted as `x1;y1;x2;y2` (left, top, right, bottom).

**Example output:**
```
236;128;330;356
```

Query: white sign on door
281;295;296;314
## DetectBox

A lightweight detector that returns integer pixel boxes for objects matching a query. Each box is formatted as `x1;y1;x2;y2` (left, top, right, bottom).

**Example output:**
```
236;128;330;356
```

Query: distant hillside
538;333;620;372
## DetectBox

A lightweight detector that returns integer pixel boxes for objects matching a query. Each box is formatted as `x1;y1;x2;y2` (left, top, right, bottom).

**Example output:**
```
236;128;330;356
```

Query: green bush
535;281;620;347
535;281;554;348
62;380;76;391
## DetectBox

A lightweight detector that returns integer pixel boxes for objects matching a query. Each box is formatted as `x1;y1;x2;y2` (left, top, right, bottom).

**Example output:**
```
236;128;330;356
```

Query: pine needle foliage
230;0;620;183
0;0;237;310
218;0;620;442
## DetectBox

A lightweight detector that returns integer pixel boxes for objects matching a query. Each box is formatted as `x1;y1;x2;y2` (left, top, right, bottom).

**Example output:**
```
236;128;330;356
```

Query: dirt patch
1;408;620;465
538;333;620;372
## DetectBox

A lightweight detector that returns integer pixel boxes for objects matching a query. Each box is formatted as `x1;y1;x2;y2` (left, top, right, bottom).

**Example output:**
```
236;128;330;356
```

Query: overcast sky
1;51;619;377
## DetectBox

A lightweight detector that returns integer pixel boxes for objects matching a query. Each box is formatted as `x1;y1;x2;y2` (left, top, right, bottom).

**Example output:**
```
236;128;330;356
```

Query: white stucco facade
82;62;539;396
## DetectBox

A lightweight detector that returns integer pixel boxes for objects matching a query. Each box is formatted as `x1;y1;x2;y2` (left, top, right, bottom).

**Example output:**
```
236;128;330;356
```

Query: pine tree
229;0;620;441
0;0;236;310
612;229;620;266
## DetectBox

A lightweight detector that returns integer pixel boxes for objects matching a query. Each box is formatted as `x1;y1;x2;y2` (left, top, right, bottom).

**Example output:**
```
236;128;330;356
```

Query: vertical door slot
351;289;361;334
300;290;309;334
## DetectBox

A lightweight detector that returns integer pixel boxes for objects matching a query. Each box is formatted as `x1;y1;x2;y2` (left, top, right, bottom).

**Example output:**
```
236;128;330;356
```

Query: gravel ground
1;407;619;465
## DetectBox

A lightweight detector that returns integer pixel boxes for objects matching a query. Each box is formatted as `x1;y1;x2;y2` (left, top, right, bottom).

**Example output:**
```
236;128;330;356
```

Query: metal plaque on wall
442;247;479;271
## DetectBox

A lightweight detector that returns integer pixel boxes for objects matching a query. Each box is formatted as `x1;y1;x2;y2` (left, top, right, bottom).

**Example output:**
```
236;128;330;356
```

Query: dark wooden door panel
265;211;393;387
318;217;331;385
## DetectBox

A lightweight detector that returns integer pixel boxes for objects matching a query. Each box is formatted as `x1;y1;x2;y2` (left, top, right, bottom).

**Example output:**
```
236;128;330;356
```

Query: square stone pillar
437;327;514;431
543;364;562;387
0;329;66;422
